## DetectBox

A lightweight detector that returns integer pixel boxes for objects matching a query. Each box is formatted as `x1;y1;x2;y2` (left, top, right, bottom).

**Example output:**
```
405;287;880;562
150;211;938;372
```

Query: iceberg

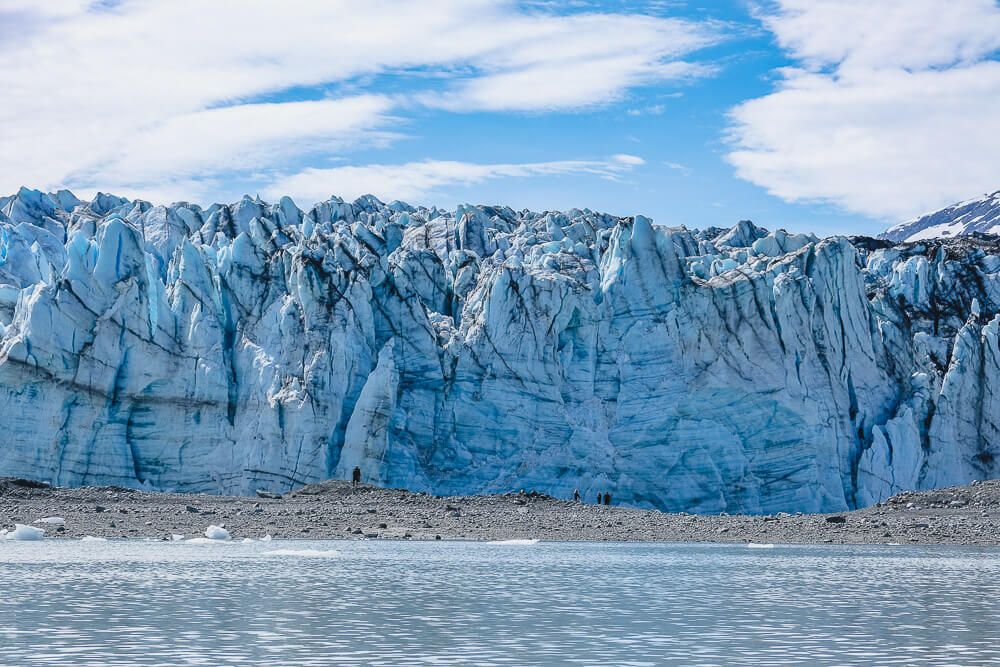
3;524;45;541
204;525;231;541
0;188;999;514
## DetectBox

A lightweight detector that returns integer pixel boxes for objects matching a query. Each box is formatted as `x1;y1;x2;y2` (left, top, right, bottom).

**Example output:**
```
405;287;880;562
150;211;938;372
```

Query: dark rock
8;478;50;489
825;515;847;524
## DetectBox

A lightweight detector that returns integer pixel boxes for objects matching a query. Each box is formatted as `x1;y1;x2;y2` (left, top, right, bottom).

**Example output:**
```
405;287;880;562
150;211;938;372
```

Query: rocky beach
3;477;1000;546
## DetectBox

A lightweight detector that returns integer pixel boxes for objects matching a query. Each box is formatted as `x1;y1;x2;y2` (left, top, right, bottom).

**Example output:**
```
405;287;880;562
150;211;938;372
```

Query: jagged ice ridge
1;186;999;513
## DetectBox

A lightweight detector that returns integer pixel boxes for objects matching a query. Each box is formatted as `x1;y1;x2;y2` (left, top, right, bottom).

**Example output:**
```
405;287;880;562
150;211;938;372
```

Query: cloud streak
266;155;645;205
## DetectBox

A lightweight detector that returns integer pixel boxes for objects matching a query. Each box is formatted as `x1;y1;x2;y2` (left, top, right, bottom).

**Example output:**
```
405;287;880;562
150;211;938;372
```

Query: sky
1;0;999;237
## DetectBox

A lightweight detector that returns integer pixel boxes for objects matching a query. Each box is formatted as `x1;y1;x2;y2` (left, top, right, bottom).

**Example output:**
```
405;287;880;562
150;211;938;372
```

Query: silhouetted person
597;492;602;504
352;466;361;488
573;488;580;502
603;492;611;506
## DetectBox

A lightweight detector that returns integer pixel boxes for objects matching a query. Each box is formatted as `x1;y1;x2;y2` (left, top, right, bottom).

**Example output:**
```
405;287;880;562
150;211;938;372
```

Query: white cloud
663;161;690;175
0;0;718;198
727;0;1000;220
88;96;397;185
421;13;716;111
266;156;644;206
612;154;646;166
758;0;1000;71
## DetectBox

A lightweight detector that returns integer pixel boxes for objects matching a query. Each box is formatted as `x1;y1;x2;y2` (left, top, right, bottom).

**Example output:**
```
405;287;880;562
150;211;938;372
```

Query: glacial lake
1;540;999;666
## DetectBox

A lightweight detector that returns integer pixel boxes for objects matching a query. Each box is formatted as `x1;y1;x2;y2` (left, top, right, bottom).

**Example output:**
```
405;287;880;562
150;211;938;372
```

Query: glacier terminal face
1;187;999;513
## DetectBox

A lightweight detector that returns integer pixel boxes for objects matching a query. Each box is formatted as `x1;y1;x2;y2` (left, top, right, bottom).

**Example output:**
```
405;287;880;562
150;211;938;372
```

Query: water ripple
1;541;999;665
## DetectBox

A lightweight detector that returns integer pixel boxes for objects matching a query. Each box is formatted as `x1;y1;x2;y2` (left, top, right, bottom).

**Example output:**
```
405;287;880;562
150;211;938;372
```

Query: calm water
1;539;999;666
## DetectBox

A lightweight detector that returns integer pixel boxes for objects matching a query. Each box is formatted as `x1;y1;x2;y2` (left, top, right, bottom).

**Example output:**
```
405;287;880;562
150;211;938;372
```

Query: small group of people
572;488;611;505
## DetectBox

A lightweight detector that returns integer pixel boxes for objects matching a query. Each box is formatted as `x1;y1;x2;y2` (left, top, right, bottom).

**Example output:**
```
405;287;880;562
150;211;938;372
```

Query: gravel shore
3;477;1000;545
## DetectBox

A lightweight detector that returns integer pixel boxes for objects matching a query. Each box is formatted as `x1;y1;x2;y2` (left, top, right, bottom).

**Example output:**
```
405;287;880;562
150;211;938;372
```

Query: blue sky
2;0;999;236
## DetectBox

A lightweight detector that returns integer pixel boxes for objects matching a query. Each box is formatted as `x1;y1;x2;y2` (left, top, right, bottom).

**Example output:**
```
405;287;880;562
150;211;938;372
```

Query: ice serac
1;187;999;513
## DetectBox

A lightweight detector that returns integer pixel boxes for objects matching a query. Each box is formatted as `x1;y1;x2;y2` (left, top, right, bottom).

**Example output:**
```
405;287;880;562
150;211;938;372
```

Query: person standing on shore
596;492;602;504
352;466;362;488
573;489;580;502
603;492;611;506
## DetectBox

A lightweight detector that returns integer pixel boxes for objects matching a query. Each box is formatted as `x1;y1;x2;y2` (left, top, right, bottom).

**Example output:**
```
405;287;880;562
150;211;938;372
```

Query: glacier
1;186;999;514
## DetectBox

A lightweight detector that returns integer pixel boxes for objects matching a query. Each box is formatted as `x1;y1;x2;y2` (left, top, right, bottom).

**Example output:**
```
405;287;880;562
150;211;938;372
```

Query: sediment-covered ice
1;187;999;513
35;517;65;525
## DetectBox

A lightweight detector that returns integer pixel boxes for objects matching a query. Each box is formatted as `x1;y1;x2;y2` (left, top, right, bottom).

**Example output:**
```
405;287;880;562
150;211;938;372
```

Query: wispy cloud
0;0;720;201
266;156;645;205
84;95;398;188
726;0;1000;220
663;161;691;175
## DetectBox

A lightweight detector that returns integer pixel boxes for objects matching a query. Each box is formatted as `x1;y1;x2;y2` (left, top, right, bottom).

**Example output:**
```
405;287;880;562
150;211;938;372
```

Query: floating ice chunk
171;534;185;541
204;525;230;540
487;538;539;545
260;534;273;542
35;517;65;525
263;549;341;558
241;537;253;543
80;535;107;542
747;543;775;549
5;524;44;540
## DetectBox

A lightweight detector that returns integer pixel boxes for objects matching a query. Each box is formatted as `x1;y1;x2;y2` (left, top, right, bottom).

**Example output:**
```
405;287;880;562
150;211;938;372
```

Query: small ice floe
747;543;775;549
260;534;273;542
80;535;107;542
171;534;185;541
35;517;65;525
263;549;340;558
241;537;254;544
4;524;45;541
204;525;230;541
487;538;540;545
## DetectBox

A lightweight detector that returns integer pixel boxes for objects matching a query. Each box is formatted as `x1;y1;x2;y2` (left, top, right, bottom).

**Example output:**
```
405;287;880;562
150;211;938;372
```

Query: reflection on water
1;540;999;666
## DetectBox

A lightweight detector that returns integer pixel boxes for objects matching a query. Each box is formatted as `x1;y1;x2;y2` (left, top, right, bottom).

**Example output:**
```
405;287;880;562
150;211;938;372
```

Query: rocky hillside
882;191;1000;242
